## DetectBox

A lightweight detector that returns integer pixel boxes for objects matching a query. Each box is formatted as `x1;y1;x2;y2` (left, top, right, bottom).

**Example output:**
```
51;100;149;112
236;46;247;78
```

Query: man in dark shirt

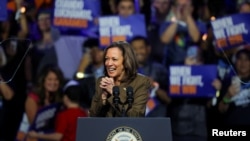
130;36;171;117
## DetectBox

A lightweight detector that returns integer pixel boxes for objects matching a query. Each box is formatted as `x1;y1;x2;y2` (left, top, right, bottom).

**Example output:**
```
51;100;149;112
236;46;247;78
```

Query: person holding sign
28;80;88;141
218;48;250;129
16;65;65;141
116;0;135;17
25;65;65;124
89;41;151;117
168;46;222;141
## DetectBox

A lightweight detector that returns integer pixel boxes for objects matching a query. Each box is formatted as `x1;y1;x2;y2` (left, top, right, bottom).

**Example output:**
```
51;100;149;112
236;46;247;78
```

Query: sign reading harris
169;65;217;98
29;104;60;132
53;0;99;35
98;14;146;47
0;0;7;21
211;13;250;50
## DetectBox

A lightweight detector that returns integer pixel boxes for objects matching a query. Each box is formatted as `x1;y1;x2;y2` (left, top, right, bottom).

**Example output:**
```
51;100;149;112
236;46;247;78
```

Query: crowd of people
0;0;250;141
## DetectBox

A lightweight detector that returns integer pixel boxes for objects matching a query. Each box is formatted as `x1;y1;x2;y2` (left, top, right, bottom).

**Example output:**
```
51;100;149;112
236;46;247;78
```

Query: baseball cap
63;80;80;93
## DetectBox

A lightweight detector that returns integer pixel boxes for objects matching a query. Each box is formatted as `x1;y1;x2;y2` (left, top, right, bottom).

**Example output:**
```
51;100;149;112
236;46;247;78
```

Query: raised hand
182;3;193;20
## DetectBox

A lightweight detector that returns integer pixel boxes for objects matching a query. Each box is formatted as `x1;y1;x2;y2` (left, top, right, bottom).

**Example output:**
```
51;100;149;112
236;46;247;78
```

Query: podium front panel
76;117;172;141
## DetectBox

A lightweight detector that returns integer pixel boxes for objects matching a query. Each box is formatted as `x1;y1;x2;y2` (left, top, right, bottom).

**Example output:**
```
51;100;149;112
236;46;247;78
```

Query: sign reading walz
211;13;250;50
106;126;143;141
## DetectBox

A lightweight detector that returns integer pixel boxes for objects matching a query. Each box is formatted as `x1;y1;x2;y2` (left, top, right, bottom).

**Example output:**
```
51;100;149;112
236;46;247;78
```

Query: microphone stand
112;86;134;117
121;103;127;117
112;86;120;117
122;102;132;117
122;86;134;117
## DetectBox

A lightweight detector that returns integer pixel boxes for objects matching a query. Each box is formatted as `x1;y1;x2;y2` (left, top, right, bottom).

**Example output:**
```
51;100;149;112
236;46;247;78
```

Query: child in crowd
28;80;88;141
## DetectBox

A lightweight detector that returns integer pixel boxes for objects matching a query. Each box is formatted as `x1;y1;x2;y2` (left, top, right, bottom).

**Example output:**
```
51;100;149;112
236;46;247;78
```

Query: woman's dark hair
103;41;138;83
33;65;65;106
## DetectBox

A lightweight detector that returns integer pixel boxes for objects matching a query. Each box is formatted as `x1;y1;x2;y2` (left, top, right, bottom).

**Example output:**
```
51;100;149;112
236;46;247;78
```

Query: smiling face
236;53;250;76
131;40;150;65
104;47;125;80
117;0;135;17
38;13;51;32
44;71;60;92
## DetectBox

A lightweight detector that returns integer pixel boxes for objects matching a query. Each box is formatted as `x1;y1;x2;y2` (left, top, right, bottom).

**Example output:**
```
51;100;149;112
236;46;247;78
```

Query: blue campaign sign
29;103;60;132
211;13;250;50
169;65;217;98
99;14;147;47
0;0;7;21
52;0;99;36
84;0;100;18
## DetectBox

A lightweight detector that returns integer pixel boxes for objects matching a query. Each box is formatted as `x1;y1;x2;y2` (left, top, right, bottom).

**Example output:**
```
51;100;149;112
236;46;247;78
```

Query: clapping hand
100;77;114;95
174;2;193;21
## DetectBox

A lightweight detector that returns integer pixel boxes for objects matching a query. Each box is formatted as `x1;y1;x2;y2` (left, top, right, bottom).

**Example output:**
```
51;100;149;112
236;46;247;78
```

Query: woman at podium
89;41;151;117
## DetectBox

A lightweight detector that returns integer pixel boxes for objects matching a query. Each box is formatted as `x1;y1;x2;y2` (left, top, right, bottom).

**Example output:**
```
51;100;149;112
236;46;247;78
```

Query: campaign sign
53;0;99;36
0;0;7;21
169;65;217;98
99;14;146;47
211;13;250;50
29;103;60;132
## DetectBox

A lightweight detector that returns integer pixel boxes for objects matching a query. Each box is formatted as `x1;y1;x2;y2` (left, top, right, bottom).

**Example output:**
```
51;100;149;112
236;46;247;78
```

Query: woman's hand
99;77;114;95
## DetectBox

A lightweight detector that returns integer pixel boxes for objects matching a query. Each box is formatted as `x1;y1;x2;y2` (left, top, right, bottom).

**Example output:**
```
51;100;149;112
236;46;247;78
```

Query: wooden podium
76;117;172;141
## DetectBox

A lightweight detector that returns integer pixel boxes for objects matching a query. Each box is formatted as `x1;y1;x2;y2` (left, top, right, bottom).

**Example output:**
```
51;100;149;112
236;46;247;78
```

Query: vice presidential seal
106;126;143;141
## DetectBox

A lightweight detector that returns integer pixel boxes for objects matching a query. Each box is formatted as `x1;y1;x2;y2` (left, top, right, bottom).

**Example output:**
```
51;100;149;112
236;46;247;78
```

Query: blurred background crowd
0;0;250;141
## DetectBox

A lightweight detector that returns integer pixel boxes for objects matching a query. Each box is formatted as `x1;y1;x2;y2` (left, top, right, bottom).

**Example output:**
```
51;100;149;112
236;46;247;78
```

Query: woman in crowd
25;65;65;124
218;48;250;128
28;80;88;141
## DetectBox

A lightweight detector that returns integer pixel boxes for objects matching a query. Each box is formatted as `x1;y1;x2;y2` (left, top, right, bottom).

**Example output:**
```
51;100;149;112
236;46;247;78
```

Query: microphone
112;86;120;107
126;86;134;107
